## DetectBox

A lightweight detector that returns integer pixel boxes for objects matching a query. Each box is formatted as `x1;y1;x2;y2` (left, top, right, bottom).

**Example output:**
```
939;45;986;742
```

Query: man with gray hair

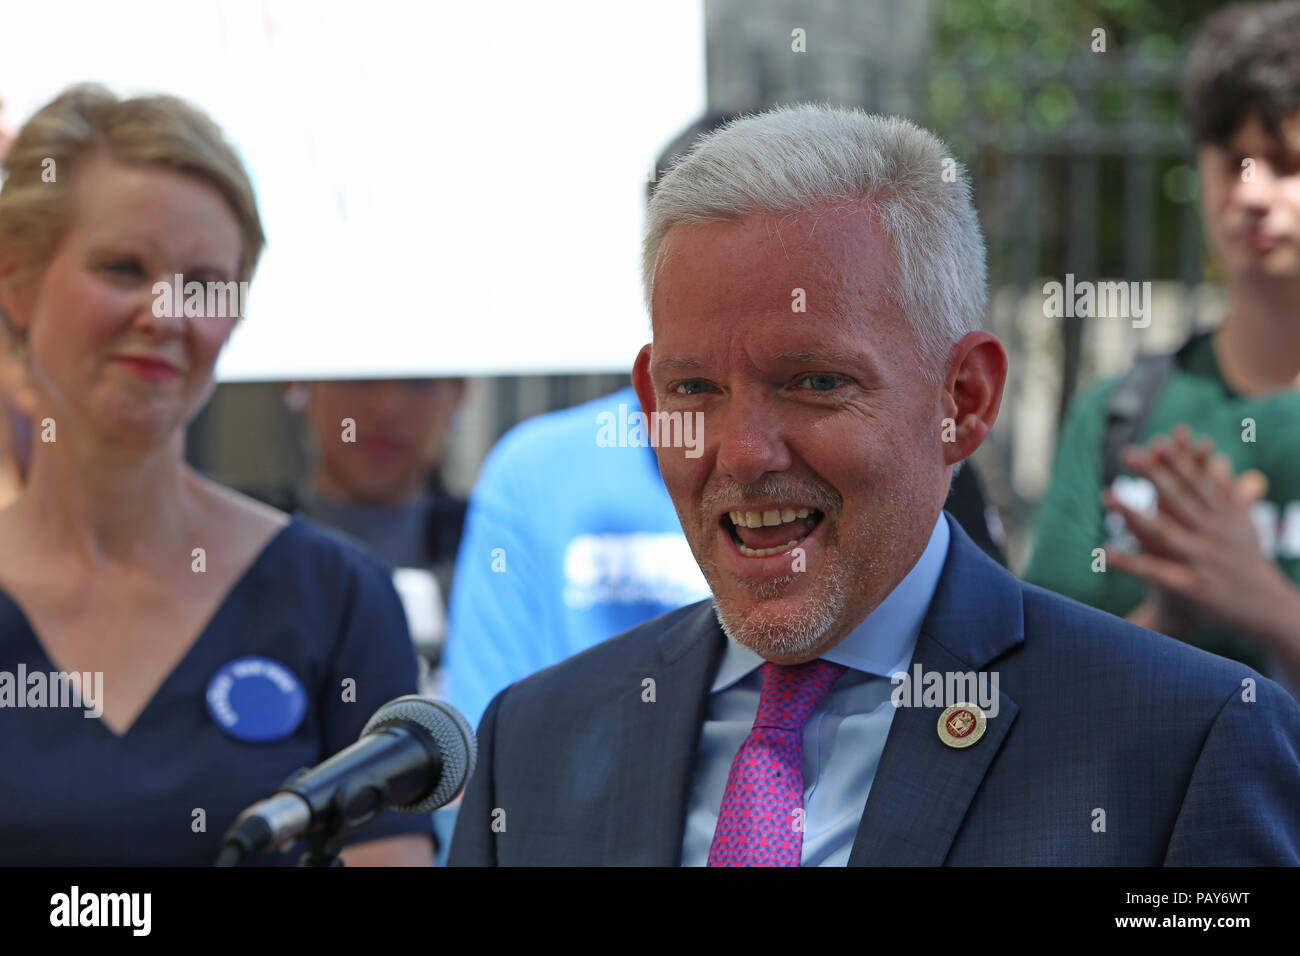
449;105;1300;866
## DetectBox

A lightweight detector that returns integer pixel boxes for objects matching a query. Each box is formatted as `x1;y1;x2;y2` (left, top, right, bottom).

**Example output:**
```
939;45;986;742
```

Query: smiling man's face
634;204;955;663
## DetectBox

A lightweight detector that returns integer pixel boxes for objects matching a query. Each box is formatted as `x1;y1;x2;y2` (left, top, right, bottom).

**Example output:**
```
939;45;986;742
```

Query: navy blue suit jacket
448;512;1300;865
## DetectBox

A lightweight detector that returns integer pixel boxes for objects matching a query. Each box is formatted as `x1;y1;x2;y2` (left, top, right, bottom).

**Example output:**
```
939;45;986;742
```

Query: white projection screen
0;0;706;380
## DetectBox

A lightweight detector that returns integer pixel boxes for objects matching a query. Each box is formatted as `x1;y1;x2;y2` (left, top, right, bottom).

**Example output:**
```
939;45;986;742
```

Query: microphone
216;695;475;865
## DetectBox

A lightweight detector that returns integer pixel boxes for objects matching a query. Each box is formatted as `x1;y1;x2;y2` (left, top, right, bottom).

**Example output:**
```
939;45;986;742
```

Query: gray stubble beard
700;519;862;660
699;488;912;661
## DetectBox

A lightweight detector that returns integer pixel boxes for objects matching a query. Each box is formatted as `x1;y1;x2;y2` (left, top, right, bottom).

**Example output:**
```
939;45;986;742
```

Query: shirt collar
708;511;951;692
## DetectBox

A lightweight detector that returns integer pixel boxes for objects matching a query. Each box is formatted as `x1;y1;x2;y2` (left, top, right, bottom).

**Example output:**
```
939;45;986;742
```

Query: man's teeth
727;507;817;557
729;508;812;528
736;539;801;557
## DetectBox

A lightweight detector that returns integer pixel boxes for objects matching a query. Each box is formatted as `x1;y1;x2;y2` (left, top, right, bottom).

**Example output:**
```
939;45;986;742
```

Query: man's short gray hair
642;104;986;377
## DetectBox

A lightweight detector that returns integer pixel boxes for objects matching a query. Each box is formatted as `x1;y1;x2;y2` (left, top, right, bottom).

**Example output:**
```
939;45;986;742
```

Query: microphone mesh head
361;696;477;813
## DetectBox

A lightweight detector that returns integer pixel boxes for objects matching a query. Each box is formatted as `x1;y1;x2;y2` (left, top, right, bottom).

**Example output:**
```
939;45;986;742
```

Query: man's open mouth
721;507;824;557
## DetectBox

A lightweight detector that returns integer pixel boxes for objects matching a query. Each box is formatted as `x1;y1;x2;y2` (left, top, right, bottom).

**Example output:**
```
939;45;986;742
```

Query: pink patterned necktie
707;658;847;867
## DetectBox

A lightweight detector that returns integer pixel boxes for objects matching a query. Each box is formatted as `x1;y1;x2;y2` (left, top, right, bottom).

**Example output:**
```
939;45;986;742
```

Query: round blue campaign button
206;656;307;743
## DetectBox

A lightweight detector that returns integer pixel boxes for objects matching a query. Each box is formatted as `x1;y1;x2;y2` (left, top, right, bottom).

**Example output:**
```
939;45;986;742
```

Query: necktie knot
753;658;847;732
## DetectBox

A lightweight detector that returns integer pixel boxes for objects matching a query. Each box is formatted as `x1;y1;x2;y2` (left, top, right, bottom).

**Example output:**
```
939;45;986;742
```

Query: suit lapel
602;602;725;865
847;514;1024;865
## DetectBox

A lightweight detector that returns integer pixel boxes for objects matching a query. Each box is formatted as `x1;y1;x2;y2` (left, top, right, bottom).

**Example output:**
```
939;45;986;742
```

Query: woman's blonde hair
0;83;265;306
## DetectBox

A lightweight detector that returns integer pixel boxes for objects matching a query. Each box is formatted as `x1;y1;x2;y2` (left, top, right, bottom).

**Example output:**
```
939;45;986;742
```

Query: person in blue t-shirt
443;385;713;731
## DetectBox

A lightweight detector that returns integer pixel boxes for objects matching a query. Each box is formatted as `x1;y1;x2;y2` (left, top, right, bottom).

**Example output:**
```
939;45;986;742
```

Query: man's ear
632;343;656;416
940;331;1007;466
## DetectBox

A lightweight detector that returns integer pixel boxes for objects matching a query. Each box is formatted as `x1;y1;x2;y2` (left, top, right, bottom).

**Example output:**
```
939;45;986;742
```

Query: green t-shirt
1023;332;1300;676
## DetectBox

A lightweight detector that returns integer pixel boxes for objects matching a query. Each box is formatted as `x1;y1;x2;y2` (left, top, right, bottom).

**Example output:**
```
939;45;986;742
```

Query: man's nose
714;389;792;485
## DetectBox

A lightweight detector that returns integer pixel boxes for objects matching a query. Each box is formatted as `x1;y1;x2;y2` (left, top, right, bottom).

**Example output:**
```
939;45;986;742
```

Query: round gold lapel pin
938;703;987;748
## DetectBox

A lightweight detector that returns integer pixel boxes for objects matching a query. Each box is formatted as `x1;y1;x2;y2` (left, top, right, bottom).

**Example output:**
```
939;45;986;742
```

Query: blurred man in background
1024;0;1300;686
249;377;468;693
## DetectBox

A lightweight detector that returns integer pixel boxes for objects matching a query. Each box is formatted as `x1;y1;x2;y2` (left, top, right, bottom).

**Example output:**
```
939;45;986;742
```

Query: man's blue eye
803;374;839;391
675;381;711;395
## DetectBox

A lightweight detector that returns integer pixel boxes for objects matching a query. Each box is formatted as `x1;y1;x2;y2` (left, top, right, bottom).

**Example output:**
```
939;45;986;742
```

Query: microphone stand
298;830;345;867
293;772;393;866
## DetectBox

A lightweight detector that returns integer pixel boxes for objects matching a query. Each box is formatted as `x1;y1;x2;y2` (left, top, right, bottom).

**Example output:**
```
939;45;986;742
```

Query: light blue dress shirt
681;512;951;866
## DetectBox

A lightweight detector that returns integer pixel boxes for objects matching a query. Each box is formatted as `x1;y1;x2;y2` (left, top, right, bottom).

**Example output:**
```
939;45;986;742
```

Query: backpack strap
1100;331;1213;488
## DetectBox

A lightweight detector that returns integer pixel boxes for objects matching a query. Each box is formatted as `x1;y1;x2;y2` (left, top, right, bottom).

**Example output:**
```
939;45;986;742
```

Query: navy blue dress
0;515;433;865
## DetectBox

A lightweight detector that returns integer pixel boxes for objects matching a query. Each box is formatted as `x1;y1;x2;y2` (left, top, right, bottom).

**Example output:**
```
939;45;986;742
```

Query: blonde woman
0;85;433;865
